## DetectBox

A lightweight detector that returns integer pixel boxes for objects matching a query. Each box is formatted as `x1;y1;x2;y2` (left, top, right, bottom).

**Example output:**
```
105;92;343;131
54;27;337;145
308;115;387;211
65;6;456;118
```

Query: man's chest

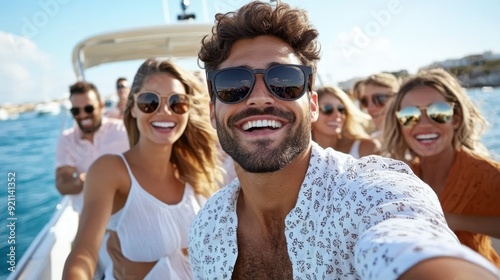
231;223;293;280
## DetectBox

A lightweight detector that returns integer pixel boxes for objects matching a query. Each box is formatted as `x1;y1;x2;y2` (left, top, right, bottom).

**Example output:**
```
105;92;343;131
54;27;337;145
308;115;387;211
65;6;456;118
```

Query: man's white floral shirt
189;143;499;279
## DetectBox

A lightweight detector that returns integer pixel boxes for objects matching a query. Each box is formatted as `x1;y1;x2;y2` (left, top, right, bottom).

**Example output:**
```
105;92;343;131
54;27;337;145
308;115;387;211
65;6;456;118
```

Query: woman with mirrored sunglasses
63;58;228;279
356;72;401;140
311;86;379;158
188;1;500;278
383;68;500;267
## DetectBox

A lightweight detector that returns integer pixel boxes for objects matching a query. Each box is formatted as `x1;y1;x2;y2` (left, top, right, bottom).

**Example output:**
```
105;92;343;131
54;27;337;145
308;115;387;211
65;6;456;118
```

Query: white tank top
106;154;204;279
348;139;361;159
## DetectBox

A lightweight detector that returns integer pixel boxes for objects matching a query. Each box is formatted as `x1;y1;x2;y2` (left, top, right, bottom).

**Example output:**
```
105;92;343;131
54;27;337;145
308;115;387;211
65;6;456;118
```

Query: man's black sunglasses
206;64;313;104
70;105;95;116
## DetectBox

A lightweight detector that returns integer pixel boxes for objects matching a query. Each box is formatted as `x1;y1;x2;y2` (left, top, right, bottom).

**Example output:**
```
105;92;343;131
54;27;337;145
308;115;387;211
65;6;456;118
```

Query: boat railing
7;196;77;280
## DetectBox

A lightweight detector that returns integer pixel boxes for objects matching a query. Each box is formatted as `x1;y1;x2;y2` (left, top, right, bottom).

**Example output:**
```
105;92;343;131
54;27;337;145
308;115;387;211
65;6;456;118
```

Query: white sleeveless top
348;139;361;159
106;154;205;279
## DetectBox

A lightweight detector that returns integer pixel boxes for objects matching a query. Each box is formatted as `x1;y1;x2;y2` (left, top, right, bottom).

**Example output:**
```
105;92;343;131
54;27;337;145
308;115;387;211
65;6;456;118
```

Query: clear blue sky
1;0;499;105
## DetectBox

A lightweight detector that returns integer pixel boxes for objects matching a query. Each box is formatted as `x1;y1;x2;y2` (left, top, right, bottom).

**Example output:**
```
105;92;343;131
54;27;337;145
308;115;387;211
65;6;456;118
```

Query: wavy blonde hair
350;79;365;101
313;86;375;140
123;58;223;197
362;72;401;95
382;68;490;161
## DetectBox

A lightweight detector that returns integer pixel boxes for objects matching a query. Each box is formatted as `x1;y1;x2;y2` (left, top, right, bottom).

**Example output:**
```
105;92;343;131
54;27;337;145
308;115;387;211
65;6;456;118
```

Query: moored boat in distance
34;102;61;116
481;86;494;93
0;107;20;121
0;108;10;121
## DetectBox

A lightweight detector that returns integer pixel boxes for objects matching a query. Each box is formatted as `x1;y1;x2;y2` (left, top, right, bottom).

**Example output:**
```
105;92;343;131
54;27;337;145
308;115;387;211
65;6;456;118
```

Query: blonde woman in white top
63;58;223;279
312;86;379;158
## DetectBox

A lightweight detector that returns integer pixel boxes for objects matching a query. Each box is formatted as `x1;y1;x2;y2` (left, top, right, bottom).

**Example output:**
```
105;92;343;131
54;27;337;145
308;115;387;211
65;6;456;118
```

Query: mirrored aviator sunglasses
207;64;312;104
135;92;190;115
395;101;455;128
70;105;95;116
320;104;346;115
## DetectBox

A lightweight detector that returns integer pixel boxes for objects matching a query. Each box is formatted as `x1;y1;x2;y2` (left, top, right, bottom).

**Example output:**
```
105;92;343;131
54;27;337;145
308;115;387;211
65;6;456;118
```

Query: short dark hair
69;81;102;103
116;77;128;86
199;1;321;73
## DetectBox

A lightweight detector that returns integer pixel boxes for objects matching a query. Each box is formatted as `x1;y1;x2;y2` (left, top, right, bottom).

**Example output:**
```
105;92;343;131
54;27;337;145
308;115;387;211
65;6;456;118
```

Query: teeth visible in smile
152;121;175;128
415;133;438;140
242;120;283;131
81;119;92;125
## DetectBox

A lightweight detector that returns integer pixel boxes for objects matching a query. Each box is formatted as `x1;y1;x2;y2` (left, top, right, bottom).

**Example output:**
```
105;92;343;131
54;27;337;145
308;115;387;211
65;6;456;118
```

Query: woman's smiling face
399;85;459;159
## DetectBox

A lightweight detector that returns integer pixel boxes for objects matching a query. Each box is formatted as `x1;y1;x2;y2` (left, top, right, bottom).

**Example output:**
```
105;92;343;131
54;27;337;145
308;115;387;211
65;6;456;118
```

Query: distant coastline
421;51;500;88
0;99;66;116
0;102;38;115
3;52;500;115
338;51;500;90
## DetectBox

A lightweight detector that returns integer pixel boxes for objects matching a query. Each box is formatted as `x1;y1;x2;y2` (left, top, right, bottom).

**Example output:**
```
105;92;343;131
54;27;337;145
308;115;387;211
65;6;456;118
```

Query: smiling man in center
188;1;500;279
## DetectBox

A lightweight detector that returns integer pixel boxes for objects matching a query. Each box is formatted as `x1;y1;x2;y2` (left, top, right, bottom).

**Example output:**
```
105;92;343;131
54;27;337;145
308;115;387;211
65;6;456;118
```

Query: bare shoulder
85;154;129;192
359;138;381;157
88;154;126;173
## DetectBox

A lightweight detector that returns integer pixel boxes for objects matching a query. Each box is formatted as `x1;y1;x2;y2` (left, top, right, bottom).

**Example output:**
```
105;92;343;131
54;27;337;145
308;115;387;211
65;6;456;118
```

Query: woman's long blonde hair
362;72;401;95
383;68;490;161
313;86;375;140
123;58;223;197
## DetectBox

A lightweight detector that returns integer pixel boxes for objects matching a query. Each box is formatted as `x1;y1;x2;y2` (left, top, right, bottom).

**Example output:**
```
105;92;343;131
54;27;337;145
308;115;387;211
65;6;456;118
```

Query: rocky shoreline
0;103;37;114
457;71;500;88
0;98;67;115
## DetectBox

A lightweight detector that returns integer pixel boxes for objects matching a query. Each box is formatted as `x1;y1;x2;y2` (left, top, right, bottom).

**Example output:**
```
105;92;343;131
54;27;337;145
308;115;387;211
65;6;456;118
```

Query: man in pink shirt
55;81;129;213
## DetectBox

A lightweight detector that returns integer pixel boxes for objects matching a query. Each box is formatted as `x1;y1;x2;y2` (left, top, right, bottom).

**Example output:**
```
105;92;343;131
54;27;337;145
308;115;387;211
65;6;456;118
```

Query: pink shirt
55;117;129;212
104;107;123;119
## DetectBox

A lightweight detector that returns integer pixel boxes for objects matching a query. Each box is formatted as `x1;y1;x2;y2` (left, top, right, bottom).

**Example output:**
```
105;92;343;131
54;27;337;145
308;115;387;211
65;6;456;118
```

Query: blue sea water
0;88;499;278
0;109;72;278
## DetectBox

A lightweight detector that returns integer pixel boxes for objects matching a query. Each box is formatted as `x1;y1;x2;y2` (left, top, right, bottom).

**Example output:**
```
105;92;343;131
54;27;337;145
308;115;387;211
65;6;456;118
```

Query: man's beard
77;118;102;134
215;106;311;173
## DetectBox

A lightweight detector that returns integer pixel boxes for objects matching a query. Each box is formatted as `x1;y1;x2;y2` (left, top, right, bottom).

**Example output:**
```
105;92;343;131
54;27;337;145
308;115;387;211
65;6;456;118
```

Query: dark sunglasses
396;101;455;128
135;92;190;115
70;105;95;116
207;64;313;104
320;104;346;115
360;93;393;108
117;84;127;89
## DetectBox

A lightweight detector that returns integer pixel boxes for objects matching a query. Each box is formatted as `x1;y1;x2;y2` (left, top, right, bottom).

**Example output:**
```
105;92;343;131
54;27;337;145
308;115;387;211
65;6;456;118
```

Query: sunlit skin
209;34;320;279
63;73;189;279
312;95;344;147
131;73;189;148
201;35;500;280
312;94;379;157
399;85;461;194
399;86;500;248
360;84;392;130
210;34;319;218
69;90;104;141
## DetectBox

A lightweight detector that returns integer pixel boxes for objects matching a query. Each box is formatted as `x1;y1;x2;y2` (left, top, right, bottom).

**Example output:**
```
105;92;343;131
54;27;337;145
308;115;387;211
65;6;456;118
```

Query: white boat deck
8;196;79;280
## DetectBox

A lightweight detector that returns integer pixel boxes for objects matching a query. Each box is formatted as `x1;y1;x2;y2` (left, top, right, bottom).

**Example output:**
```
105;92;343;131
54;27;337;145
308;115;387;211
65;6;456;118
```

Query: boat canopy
72;23;212;80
